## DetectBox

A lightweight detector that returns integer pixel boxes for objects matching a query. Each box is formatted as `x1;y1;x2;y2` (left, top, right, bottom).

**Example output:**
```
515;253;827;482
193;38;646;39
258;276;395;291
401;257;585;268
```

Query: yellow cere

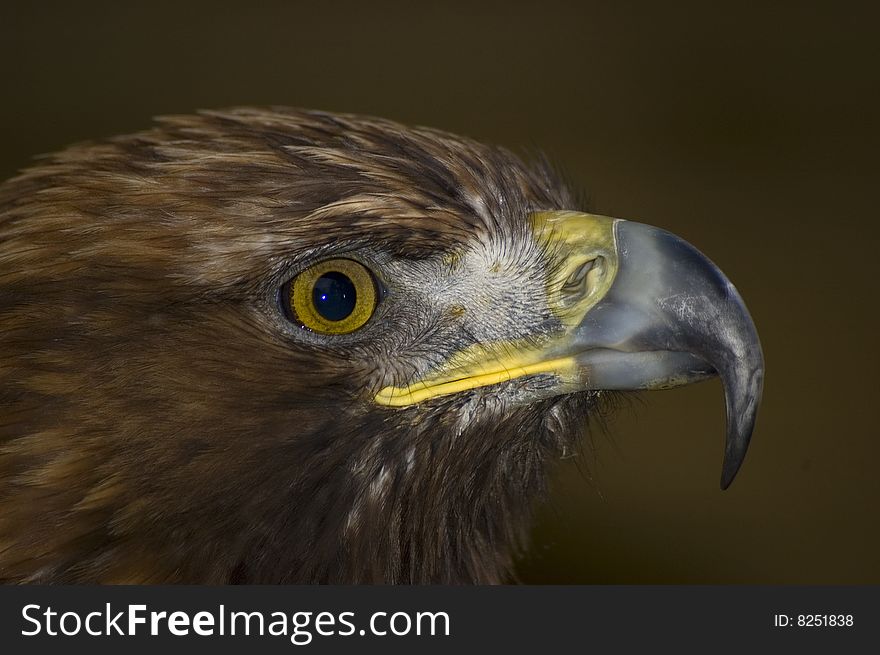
529;211;620;329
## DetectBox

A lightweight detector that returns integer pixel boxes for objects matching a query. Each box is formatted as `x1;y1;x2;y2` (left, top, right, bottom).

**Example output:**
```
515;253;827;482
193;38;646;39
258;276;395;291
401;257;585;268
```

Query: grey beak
573;220;764;489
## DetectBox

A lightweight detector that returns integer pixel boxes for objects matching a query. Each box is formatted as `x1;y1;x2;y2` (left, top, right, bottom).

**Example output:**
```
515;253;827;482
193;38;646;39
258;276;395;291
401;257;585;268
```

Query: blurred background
2;0;876;583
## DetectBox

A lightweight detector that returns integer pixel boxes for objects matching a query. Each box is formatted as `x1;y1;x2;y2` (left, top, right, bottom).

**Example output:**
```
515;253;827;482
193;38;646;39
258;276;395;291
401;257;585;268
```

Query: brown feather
0;107;597;583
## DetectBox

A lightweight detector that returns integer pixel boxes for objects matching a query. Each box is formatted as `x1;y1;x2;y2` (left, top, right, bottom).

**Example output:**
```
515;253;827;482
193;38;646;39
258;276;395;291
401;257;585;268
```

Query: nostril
559;256;607;307
562;259;594;291
562;256;604;296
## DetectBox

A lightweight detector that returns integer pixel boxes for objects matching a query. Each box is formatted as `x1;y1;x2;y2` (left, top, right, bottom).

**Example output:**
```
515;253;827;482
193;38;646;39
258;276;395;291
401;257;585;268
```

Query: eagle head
0;108;763;583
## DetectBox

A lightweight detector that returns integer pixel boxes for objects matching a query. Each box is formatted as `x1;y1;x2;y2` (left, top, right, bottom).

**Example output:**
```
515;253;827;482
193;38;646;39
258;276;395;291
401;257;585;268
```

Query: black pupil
312;271;357;321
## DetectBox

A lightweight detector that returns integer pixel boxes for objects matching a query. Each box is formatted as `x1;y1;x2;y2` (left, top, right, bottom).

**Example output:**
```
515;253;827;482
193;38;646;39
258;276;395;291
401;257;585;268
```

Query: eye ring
285;259;378;335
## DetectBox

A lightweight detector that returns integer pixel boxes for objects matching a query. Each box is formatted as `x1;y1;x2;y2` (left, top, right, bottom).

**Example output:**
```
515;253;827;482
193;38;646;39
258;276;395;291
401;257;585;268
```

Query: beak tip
719;415;759;490
718;363;763;490
721;451;746;491
719;468;737;491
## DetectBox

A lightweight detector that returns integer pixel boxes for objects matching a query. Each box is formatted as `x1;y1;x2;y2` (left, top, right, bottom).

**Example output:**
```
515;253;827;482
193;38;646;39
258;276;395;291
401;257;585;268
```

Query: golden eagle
0;108;763;583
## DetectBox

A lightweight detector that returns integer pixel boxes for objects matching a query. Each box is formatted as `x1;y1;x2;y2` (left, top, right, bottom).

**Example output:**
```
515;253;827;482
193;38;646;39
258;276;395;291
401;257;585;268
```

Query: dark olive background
2;1;877;583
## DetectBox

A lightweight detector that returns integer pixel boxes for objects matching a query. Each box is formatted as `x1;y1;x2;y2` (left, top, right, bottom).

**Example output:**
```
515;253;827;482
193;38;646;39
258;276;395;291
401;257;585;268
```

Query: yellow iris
289;259;377;335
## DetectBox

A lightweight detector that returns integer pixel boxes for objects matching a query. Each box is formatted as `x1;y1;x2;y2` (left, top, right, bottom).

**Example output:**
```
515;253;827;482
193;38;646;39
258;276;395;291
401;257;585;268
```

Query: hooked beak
376;211;764;489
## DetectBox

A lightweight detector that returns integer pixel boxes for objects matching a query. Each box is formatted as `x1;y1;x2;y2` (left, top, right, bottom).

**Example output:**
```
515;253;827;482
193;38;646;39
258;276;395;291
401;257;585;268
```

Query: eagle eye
285;258;378;335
